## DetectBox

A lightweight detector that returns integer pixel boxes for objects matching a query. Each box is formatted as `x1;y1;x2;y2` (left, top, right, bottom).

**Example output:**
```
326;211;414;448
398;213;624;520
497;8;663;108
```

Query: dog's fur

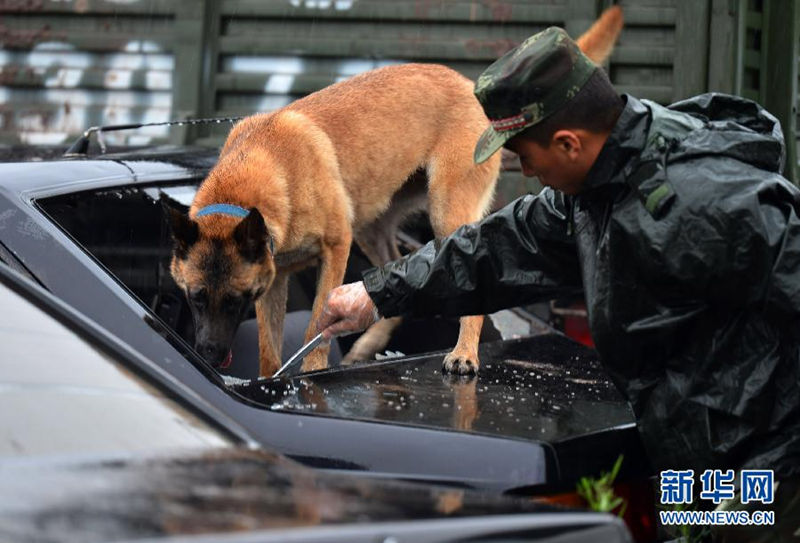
164;7;623;377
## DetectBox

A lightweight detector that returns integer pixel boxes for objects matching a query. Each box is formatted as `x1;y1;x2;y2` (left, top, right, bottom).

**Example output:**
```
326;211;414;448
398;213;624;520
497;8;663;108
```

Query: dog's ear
160;193;198;259
159;192;189;214
233;208;272;263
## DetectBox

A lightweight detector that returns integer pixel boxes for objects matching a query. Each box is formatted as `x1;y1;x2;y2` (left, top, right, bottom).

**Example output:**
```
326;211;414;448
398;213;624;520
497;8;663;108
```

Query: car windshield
0;270;234;457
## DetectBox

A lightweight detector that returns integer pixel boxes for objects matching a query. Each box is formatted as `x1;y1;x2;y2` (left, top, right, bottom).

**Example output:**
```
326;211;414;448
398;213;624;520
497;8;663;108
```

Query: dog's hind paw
442;352;479;375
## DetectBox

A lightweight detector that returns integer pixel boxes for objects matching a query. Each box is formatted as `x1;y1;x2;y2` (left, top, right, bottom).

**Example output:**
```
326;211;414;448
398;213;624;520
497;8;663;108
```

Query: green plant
576;454;627;517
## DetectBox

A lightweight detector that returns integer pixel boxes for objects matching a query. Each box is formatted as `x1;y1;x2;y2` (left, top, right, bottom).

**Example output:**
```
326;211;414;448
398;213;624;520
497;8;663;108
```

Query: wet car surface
237;333;646;489
254;335;631;441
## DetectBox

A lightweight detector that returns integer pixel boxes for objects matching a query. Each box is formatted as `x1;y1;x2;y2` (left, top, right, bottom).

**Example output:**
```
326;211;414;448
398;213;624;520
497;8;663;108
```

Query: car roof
0;146;218;196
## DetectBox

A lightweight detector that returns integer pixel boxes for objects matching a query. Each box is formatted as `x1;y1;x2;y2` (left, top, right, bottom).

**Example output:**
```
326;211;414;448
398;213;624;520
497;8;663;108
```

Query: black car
0;262;635;543
0;146;652;501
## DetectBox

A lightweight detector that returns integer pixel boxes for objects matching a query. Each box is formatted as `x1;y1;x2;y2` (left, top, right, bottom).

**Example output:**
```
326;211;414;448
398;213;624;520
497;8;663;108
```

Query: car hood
0;447;624;543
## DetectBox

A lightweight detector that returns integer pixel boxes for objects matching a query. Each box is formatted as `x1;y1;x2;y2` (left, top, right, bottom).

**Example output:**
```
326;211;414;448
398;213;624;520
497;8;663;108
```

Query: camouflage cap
473;26;598;164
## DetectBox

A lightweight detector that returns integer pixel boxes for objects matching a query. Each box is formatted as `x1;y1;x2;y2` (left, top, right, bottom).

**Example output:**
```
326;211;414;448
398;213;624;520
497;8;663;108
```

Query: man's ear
233;208;272;263
160;193;198;259
552;130;582;160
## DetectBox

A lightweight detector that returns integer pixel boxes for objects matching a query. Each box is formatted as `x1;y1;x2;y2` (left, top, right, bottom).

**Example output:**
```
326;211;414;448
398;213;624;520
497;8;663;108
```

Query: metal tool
273;332;325;378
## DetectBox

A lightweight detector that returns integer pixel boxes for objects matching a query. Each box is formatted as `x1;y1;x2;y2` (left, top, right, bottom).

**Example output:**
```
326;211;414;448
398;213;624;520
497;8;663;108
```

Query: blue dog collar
195;202;275;254
196;203;250;218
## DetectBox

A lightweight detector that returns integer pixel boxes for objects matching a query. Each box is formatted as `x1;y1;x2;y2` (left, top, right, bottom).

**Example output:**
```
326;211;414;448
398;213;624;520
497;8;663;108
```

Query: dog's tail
575;5;624;65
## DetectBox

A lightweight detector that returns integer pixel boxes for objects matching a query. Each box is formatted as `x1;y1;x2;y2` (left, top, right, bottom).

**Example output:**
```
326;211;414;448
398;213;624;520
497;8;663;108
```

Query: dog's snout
198;344;214;357
197;343;227;365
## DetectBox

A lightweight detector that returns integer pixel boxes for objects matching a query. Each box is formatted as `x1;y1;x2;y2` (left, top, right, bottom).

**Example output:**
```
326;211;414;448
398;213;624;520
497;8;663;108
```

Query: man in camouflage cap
470;25;625;196
319;25;800;541
472;26;598;165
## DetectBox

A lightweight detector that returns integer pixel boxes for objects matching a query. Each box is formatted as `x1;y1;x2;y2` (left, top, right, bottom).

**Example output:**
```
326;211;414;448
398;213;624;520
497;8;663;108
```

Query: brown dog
163;8;623;377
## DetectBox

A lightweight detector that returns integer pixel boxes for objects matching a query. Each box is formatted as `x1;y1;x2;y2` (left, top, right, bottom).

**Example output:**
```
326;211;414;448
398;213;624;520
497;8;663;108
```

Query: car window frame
32;180;211;373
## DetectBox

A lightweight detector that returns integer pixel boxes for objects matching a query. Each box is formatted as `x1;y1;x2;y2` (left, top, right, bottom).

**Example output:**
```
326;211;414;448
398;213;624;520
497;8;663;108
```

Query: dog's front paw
301;348;329;373
259;356;281;379
442;351;479;375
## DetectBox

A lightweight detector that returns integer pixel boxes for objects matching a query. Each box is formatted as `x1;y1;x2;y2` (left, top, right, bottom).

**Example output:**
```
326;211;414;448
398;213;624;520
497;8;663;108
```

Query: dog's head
160;194;275;368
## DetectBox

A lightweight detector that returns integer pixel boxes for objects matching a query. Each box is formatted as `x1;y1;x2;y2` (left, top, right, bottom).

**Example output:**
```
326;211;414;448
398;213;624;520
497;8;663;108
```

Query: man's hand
317;281;380;340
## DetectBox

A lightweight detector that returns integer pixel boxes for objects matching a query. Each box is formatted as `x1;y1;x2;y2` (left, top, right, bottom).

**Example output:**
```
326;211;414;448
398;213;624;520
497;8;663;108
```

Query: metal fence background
0;0;177;145
0;0;797;184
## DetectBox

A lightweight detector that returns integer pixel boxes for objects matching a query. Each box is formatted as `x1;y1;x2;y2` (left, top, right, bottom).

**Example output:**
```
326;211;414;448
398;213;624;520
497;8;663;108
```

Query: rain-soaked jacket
363;94;800;477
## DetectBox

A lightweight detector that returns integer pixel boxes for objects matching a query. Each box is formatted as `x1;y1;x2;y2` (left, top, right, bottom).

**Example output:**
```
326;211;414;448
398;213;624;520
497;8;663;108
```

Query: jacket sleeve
362;189;583;318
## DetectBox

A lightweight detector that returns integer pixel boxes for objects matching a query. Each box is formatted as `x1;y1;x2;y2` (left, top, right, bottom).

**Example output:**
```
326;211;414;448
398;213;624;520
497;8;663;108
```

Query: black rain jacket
363;94;800;477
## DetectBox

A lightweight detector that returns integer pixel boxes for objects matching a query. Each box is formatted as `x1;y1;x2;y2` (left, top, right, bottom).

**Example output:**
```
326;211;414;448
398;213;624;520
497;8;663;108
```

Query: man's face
504;132;590;195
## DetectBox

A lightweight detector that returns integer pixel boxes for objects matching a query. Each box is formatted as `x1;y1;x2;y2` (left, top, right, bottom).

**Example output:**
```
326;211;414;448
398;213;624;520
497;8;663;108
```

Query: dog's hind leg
343;315;402;364
343;231;403;364
255;270;289;377
345;176;428;363
427;145;501;375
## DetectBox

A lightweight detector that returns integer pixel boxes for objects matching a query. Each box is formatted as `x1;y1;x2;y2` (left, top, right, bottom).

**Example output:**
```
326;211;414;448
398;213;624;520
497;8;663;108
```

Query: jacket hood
648;92;786;174
583;93;786;194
